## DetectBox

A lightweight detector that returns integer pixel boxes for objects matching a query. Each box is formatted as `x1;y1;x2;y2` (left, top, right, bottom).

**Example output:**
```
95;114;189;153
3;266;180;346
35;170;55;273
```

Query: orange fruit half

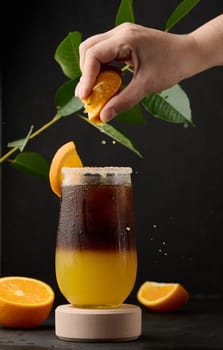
0;276;55;328
49;141;83;197
137;281;189;312
82;69;122;124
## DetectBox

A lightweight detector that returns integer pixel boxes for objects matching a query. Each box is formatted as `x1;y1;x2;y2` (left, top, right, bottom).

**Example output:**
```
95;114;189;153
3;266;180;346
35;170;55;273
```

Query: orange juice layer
56;249;137;308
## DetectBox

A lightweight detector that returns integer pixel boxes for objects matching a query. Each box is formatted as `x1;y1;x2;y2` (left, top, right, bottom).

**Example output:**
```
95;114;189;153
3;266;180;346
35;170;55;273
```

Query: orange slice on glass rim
49;141;83;197
137;281;189;312
0;276;55;328
81;69;122;124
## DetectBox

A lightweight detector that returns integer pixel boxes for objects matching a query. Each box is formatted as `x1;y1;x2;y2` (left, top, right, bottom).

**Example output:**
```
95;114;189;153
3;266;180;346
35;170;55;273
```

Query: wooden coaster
55;304;142;342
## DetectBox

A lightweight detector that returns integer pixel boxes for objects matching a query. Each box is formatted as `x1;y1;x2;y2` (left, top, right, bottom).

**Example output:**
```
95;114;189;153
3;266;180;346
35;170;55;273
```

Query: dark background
1;1;223;306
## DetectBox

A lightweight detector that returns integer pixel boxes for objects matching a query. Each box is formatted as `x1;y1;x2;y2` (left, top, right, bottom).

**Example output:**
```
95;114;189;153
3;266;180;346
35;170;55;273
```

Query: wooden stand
55;304;142;342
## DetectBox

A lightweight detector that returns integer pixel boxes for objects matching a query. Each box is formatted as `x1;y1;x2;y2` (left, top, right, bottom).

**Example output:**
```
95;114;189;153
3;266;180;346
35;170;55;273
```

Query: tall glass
55;167;137;308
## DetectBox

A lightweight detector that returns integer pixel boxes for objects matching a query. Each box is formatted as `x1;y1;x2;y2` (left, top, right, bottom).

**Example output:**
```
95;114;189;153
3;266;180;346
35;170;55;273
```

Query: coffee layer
57;184;136;251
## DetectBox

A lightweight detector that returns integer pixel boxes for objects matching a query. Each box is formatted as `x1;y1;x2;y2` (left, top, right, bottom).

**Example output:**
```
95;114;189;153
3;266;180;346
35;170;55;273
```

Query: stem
0;147;18;163
121;64;134;73
29;114;61;140
0;114;61;164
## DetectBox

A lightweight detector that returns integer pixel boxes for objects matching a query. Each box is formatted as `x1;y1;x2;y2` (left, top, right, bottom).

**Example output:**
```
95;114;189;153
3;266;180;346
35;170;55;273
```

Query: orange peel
137;281;189;312
0;276;55;328
82;69;122;124
49;141;83;197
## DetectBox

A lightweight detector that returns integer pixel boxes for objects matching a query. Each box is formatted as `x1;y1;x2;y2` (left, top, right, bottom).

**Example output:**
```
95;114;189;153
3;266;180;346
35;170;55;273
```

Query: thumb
100;75;148;122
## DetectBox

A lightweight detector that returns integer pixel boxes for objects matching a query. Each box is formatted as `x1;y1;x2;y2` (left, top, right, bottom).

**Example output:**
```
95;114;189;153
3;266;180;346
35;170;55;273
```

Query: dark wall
1;1;223;305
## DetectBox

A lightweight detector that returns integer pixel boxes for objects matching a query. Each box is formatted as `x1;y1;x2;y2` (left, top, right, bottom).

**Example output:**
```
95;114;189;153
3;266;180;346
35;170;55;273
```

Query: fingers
100;73;149;123
76;29;117;99
75;23;147;118
75;24;135;99
75;61;100;99
76;37;122;99
79;31;112;72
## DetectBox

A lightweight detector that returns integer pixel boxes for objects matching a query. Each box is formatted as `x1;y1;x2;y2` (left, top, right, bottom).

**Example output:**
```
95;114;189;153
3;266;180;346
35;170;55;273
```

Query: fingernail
75;78;85;98
74;85;79;97
101;108;117;123
77;85;85;99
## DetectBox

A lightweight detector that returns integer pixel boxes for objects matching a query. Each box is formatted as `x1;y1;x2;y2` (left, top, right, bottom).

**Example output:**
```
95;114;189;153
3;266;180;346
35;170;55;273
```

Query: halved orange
49;141;83;197
0;276;55;328
137;281;189;312
82;69;122;124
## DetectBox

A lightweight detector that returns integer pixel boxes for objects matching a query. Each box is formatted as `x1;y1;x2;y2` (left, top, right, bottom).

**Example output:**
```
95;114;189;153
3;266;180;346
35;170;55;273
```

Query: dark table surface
0;299;223;350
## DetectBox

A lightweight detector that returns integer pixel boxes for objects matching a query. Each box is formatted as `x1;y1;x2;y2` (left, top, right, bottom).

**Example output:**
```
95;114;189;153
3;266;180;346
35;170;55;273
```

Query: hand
75;23;195;122
75;17;223;123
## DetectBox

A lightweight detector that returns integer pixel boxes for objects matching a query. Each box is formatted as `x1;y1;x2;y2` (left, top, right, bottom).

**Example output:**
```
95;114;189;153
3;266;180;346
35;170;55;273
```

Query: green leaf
115;103;145;124
8;125;34;151
142;84;194;125
9;152;50;179
55;32;82;80
165;0;200;32
58;97;83;117
55;79;83;116
77;114;142;158
101;124;142;158
115;0;135;26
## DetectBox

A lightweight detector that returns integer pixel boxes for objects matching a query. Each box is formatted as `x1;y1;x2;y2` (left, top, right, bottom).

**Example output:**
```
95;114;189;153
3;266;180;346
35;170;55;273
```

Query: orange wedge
137;281;189;312
82;69;122;124
49;141;83;197
0;276;55;328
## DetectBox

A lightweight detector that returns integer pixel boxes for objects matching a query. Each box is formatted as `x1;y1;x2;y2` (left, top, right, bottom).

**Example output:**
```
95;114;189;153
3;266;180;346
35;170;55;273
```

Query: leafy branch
0;0;200;178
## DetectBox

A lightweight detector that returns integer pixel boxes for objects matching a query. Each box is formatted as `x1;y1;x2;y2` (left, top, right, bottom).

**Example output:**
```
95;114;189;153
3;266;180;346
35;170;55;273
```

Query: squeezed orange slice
49;141;83;197
0;276;55;328
137;281;189;312
82;69;122;124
